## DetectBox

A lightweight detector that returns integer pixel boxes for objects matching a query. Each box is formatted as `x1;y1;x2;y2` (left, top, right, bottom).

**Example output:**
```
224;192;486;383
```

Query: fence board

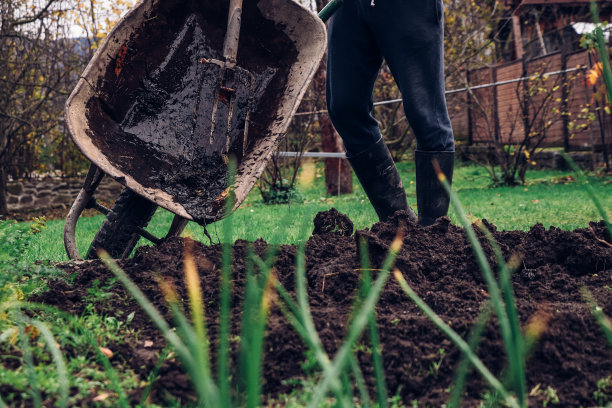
457;49;611;152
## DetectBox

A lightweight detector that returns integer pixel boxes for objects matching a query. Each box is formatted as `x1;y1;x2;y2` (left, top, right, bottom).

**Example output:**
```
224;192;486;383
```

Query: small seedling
428;348;446;379
352;343;372;354
529;384;560;406
594;376;612;406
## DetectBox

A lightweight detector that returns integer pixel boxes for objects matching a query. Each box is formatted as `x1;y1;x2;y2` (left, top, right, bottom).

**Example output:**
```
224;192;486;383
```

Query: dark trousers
326;0;454;156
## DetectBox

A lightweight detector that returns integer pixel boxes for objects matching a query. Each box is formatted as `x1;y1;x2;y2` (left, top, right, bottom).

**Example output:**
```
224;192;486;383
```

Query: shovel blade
194;61;254;158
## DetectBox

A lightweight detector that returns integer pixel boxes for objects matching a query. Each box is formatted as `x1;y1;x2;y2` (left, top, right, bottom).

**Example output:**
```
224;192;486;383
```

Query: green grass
18;162;612;263
2;158;611;408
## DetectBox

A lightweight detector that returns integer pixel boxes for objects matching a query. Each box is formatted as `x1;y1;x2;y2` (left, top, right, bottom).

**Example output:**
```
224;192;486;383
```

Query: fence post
492;65;500;142
466;70;473;146
561;46;570;152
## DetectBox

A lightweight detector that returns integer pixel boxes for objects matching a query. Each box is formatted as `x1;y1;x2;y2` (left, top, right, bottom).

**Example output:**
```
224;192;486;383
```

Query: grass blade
448;301;493;408
590;0;612;105
238;245;274;408
181;239;216;403
560;152;611;235
4;302;132;408
393;271;519;408
99;252;190;358
359;238;388;408
294;236;350;406
99;251;220;407
581;287;612;347
434;163;526;406
159;280;220;406
183;239;211;365
349;352;372;408
474;224;526;403
307;232;404;408
17;318;42;408
273;277;354;405
219;157;237;408
139;346;171;406
30;319;69;408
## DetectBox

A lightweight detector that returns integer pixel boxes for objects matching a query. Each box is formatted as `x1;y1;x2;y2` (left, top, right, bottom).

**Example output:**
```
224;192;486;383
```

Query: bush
259;182;304;205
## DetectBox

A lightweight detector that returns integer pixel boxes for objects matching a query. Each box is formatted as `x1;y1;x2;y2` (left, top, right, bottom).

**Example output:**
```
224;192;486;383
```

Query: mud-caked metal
63;0;327;259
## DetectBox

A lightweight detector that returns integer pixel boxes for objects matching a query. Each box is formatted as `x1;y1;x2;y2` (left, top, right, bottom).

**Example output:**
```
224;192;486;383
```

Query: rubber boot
347;138;417;222
415;150;454;226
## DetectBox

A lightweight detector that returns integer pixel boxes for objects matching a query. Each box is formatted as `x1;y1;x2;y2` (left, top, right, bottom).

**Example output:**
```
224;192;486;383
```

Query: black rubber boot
348;138;417;222
415;150;454;226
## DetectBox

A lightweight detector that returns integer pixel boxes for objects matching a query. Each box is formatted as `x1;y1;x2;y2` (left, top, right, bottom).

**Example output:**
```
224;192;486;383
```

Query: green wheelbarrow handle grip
318;0;343;22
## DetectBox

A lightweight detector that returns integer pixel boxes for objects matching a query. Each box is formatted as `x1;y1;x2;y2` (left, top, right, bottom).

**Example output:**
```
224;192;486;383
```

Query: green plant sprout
435;161;527;407
593;376;612;407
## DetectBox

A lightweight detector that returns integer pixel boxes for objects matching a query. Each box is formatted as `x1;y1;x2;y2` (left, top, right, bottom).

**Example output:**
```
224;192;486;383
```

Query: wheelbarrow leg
166;215;189;239
64;163;105;260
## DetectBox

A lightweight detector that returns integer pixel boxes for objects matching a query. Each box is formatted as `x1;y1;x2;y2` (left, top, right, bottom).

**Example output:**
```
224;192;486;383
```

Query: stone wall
6;177;123;212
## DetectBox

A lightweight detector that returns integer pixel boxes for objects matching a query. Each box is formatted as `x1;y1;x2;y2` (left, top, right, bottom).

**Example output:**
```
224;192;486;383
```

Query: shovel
197;0;253;160
198;0;343;161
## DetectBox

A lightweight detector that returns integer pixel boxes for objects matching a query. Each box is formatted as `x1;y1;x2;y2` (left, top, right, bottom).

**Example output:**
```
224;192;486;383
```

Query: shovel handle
318;0;343;22
223;0;243;64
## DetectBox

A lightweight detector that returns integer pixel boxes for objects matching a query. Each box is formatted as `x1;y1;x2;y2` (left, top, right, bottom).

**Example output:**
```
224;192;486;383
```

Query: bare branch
11;0;58;26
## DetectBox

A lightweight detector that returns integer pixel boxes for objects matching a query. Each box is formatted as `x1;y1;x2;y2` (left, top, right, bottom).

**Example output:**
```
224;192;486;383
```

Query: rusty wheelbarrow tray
64;0;328;260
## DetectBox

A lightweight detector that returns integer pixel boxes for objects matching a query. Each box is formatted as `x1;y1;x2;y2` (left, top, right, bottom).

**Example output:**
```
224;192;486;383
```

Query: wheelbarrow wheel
86;188;158;259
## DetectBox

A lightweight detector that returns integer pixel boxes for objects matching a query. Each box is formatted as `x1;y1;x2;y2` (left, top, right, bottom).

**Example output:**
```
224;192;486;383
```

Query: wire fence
283;64;588;157
292;65;586;117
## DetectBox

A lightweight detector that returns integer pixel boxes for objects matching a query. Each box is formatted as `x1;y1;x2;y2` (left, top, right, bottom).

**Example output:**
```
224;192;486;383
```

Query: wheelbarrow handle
318;0;343;22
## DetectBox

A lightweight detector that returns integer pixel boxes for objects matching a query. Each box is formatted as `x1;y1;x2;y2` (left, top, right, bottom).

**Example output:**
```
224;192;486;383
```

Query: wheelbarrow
63;0;342;260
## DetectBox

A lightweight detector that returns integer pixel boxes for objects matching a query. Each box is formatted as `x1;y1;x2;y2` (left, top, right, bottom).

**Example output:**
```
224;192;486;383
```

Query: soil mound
36;209;612;406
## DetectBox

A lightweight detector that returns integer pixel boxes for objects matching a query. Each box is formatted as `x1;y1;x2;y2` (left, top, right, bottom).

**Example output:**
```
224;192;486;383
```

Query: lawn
20;162;612;263
1;161;611;408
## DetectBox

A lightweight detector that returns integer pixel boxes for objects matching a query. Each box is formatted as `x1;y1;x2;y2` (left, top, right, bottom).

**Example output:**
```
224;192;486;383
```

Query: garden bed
27;210;612;406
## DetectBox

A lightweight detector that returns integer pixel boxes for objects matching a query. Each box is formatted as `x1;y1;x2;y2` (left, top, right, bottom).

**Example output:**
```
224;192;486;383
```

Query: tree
0;0;136;216
0;0;75;215
468;60;575;185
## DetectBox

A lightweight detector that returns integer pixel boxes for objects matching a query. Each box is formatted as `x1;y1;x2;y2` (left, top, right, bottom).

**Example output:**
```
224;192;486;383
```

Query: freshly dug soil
85;0;298;224
35;210;612;406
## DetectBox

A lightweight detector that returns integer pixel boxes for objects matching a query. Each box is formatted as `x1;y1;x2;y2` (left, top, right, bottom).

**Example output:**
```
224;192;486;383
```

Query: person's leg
368;0;454;225
368;0;454;153
326;0;382;156
326;0;417;222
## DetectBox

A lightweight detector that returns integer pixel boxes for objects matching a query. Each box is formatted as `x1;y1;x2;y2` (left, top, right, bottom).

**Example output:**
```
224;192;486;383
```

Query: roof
519;0;612;5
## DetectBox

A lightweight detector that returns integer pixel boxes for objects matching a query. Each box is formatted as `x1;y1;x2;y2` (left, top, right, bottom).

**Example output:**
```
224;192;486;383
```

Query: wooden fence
447;49;611;151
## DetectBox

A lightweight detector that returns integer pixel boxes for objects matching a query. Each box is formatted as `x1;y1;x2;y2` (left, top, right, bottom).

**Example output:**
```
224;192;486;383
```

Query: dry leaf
99;347;114;358
144;340;154;348
24;325;40;339
92;392;110;402
586;62;603;87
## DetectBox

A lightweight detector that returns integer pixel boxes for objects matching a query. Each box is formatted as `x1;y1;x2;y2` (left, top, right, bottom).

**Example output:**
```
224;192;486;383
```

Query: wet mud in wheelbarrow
84;0;299;224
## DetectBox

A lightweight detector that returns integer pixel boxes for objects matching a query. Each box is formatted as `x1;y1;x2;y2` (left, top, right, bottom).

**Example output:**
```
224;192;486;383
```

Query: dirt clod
312;207;354;236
